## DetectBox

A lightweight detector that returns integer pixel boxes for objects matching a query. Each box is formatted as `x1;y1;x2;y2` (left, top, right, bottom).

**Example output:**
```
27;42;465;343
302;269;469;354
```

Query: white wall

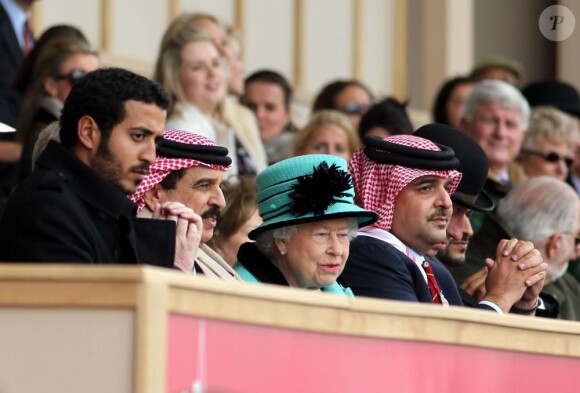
33;0;398;106
34;0;572;115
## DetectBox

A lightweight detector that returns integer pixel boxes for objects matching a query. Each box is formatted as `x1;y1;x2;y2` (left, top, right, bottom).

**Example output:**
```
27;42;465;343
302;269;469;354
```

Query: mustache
131;163;150;173
449;235;470;243
427;207;449;221
201;206;221;220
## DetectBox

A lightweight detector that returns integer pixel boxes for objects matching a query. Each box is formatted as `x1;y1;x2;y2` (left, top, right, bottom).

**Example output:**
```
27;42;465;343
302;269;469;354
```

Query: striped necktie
421;259;444;305
23;18;33;55
405;247;445;305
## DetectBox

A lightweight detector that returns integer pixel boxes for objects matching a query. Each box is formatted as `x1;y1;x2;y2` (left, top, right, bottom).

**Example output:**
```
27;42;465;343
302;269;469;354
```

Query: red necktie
23;19;33;55
421;260;444;305
405;247;444;305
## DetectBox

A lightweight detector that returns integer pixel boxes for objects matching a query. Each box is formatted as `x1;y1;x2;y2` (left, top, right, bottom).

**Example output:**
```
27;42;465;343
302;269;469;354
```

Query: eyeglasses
340;102;370;115
54;69;89;84
521;149;574;168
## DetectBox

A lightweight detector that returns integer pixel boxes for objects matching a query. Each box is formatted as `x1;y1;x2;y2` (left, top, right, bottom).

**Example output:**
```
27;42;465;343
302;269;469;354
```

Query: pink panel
167;314;578;393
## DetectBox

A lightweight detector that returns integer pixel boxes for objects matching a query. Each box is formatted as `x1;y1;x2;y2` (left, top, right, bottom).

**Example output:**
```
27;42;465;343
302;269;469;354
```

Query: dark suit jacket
0;3;25;126
341;235;498;309
0;2;24;88
543;273;580;321
0;141;175;266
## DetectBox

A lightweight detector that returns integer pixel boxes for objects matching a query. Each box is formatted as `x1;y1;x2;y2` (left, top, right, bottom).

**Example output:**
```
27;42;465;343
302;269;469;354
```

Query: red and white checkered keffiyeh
129;129;230;212
348;134;462;231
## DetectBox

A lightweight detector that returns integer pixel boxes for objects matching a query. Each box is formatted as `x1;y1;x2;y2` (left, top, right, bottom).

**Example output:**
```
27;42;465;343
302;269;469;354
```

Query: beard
437;234;470;268
91;136;149;194
437;245;465;268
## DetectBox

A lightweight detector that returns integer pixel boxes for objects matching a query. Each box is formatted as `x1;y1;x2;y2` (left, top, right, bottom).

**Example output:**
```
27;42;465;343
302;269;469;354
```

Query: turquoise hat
249;154;378;239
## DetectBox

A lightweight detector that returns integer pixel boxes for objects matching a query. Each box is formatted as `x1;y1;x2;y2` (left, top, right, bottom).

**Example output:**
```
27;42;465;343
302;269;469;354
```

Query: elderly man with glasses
460;79;530;233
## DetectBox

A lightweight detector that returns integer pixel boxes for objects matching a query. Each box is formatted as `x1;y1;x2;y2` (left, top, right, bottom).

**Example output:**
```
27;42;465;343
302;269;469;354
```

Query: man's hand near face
153;201;203;273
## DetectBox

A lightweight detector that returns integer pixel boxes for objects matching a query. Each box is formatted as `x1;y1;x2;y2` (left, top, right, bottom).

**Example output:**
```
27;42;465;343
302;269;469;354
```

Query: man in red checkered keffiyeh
128;129;241;281
342;130;466;306
342;125;548;315
130;129;231;212
348;134;461;232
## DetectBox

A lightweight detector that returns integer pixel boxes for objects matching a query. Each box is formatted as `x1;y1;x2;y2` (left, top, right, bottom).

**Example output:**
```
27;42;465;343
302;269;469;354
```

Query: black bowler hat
522;80;580;117
414;123;494;212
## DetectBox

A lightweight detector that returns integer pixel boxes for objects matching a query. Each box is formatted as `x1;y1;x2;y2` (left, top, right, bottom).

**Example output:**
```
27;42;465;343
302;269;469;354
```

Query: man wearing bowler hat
415;125;557;316
342;124;547;314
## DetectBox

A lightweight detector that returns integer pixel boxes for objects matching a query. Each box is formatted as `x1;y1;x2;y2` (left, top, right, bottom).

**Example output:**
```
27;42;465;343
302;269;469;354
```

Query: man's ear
77;115;100;151
143;184;163;211
545;233;562;260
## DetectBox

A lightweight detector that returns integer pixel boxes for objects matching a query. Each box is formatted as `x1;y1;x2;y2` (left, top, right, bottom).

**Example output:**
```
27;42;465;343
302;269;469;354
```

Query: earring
280;250;286;255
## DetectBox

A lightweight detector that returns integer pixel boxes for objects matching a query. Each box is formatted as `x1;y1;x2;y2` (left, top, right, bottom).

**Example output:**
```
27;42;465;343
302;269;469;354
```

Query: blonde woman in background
156;13;267;175
190;14;268;173
292;110;361;162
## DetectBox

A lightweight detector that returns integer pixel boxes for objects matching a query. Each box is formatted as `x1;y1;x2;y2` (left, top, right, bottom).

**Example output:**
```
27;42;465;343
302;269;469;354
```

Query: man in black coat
342;125;548;314
415;125;557;317
0;67;201;272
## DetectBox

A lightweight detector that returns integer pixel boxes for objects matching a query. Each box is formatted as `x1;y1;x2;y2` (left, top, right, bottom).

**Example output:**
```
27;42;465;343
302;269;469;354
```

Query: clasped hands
461;239;547;314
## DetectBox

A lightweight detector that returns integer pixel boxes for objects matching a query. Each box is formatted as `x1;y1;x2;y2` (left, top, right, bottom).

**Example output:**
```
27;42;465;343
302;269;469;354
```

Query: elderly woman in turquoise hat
234;154;378;295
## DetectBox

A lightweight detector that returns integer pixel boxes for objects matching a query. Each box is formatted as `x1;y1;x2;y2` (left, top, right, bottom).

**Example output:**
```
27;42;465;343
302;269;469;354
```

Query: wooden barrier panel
0;265;578;393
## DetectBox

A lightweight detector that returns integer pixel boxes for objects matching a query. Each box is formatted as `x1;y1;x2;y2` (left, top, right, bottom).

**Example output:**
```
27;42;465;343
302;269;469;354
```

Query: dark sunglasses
341;102;371;115
54;69;88;84
521;149;574;168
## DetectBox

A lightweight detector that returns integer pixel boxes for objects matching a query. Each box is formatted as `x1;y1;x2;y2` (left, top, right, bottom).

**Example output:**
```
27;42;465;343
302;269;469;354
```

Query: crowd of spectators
1;1;580;324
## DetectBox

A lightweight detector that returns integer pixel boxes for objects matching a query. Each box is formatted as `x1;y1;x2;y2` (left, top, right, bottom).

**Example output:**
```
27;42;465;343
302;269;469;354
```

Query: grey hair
522;106;580;151
497;176;578;243
255;225;298;260
254;218;359;260
463;80;530;129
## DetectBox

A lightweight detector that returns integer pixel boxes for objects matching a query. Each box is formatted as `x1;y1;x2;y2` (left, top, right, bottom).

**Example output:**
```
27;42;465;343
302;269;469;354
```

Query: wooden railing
0;264;578;393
